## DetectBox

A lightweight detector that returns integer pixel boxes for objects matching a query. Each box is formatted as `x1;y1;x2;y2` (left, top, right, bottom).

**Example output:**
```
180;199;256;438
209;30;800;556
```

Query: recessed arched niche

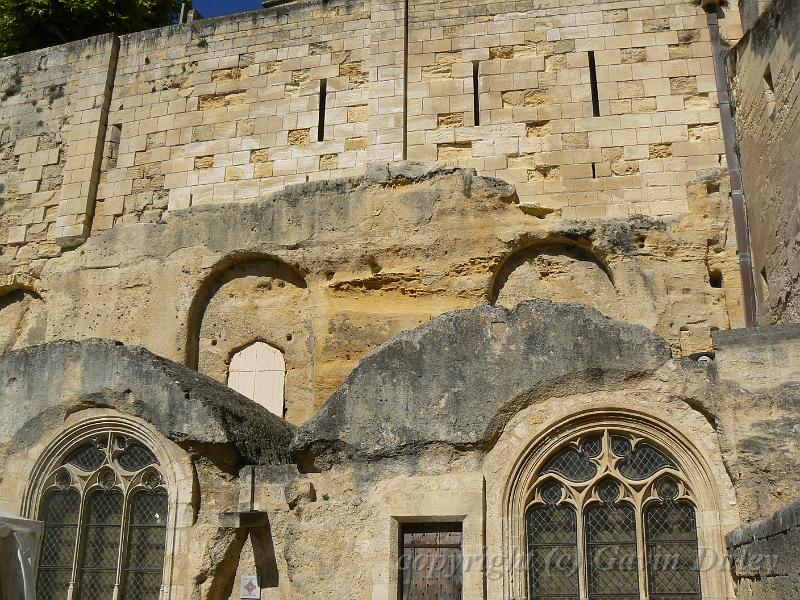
186;254;311;423
490;242;616;314
0;288;46;353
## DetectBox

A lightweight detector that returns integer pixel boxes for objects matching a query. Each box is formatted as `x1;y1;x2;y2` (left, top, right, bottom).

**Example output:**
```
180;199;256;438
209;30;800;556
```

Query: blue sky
193;0;264;17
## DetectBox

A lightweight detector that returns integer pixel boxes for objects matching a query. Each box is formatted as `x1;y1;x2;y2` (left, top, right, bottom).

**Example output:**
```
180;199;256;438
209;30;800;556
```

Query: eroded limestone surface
0;163;743;423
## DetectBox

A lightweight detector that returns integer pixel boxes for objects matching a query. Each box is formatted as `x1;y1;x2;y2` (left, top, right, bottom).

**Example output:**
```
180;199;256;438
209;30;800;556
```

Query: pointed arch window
228;341;286;417
35;433;168;600
524;430;702;600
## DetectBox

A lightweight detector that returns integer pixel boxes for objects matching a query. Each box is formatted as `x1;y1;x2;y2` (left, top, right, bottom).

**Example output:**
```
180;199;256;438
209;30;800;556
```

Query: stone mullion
575;496;589;600
112;486;133;600
66;482;89;600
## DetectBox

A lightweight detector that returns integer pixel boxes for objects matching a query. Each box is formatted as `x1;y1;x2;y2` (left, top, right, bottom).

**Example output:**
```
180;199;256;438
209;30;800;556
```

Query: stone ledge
726;498;800;549
713;323;800;349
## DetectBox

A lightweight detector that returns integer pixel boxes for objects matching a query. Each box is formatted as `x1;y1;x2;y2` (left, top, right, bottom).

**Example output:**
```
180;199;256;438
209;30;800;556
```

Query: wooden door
399;523;463;600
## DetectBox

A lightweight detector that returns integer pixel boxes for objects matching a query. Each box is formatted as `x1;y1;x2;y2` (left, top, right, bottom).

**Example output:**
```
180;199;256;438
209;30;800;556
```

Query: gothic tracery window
525;430;702;600
36;433;168;600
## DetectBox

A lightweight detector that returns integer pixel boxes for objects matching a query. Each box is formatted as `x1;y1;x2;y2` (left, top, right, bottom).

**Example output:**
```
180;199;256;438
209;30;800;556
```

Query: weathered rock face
0;339;295;469
730;0;800;325
0;304;797;600
0;163;743;424
248;302;798;600
0;338;296;600
294;300;672;461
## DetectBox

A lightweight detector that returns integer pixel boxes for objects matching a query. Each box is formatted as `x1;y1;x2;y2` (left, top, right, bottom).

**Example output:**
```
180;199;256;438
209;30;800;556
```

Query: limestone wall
93;2;372;228
0;1;746;256
0;305;798;600
0;340;293;600
241;303;799;600
729;0;800;324
0;0;757;422
406;0;742;219
727;500;800;600
0;35;117;261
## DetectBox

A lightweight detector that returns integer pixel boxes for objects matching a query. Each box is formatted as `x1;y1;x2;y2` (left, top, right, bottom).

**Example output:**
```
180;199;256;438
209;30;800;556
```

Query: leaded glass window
35;433;168;600
526;483;578;600
525;430;702;600
38;489;80;600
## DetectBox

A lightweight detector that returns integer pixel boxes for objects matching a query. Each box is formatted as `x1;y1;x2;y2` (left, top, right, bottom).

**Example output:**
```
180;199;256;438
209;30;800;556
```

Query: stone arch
186;254;310;423
21;411;193;522
502;408;735;600
228;341;286;417
21;411;196;600
0;275;46;353
488;240;616;311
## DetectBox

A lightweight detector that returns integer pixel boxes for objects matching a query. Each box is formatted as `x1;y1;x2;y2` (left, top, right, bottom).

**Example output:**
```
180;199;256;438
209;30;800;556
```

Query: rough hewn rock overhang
294;300;673;461
0;339;295;466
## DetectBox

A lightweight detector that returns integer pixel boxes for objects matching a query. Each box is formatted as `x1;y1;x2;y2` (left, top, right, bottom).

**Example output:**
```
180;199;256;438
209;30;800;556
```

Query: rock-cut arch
0;275;46;354
185;254;307;370
488;240;616;311
185;254;310;423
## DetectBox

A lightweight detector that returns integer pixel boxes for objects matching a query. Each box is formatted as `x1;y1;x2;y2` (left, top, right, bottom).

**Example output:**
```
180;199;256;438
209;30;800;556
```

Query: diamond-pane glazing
543;446;597;483
81;571;118;600
610;435;633;457
611;436;676;481
598;480;620;503
37;436;168;600
582;436;602;458
66;443;106;471
526;504;579;600
585;502;639;599
36;569;73;600
79;490;123;600
645;502;701;600
123;573;163;600
118;444;158;472
122;491;168;600
657;478;679;501
526;429;703;600
540;482;563;504
37;490;80;600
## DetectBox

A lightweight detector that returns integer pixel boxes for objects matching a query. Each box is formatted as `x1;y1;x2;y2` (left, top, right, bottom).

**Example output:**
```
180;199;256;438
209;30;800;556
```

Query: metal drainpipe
705;3;758;327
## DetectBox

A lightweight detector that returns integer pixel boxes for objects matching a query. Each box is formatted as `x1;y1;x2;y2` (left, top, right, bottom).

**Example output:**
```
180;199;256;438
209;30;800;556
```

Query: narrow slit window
763;64;775;94
763;65;776;117
592;162;597;179
318;78;328;142
472;61;481;126
107;123;122;169
588;51;600;117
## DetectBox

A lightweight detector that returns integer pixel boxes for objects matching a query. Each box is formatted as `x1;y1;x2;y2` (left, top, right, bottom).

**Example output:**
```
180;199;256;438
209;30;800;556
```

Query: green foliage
0;0;183;57
367;257;382;276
